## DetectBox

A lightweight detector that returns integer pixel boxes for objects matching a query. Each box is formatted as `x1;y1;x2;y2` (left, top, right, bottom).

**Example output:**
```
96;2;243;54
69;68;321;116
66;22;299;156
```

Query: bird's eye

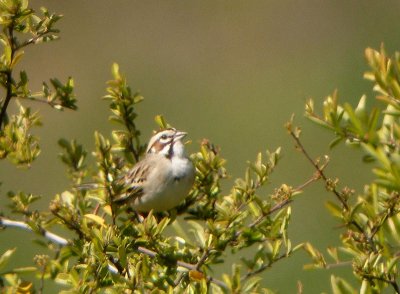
160;134;167;140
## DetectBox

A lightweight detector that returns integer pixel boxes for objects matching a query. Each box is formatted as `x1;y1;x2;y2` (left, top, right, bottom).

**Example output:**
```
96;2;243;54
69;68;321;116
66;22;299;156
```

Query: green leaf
154;114;169;129
325;201;342;218
306;115;335;130
10;50;24;68
84;214;106;227
12;266;37;273
326;247;339;263
344;103;364;135
331;275;356;294
387;255;400;272
329;136;343;149
0;248;16;271
354;95;367;117
118;243;127;268
111;62;120;79
242;276;262;292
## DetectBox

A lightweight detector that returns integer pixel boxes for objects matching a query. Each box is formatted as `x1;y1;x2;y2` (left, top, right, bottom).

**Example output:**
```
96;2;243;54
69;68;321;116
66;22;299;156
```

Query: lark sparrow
113;128;195;212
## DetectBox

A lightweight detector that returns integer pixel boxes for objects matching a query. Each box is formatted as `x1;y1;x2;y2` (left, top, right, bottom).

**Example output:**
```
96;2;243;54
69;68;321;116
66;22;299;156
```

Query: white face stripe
146;128;177;154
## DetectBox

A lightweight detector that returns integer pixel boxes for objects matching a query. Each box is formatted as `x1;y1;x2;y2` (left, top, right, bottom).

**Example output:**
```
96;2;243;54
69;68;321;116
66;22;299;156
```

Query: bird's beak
174;131;187;141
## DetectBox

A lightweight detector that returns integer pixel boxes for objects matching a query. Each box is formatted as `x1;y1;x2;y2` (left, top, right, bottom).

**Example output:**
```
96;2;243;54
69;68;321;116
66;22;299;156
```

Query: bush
1;1;400;293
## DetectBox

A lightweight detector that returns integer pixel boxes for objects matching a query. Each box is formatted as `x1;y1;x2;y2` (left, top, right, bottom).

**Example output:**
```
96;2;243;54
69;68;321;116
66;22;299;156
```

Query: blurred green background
2;1;400;292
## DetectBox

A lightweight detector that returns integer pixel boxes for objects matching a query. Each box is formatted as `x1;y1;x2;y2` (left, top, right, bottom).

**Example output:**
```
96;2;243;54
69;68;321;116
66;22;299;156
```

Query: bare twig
17;29;50;50
289;130;349;210
290;133;358;219
233;198;292;240
288;128;376;252
293;174;321;192
38;262;46;294
241;253;287;282
369;193;400;239
195;249;210;270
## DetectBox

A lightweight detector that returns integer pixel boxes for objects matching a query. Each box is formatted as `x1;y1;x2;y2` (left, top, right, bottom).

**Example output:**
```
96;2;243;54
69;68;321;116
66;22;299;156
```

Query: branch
230;173;317;244
0;23;16;130
137;246;227;289
16;95;75;110
369;192;400;239
241;253;287;282
288;128;376;252
293;174;321;192
17;29;51;50
195;249;210;270
120;99;141;162
0;217;68;246
233;197;292;240
288;129;349;210
0;70;15;129
51;210;86;240
136;246;198;270
360;273;400;294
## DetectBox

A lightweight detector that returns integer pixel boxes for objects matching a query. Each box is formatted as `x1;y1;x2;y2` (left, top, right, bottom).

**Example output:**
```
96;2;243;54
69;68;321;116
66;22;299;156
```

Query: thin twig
369;193;400;239
16;95;73;109
233;198;292;240
173;273;185;287
230;174;321;283
241;253;287;282
17;30;50;50
51;210;85;240
391;281;400;294
288;129;376;252
289;130;349;210
135;246;227;288
195;249;210;270
293;174;320;192
233;174;318;241
38;263;46;294
290;132;357;221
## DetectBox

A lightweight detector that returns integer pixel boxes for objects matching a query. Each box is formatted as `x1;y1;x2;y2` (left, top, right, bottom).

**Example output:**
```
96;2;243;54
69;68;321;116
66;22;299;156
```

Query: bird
113;128;195;212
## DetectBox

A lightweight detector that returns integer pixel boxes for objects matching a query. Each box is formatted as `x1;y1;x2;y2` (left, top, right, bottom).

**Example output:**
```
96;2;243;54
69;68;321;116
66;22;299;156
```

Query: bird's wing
112;159;152;204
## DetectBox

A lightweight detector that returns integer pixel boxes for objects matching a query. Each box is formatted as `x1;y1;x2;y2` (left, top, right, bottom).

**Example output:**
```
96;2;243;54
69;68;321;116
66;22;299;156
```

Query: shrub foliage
1;1;400;294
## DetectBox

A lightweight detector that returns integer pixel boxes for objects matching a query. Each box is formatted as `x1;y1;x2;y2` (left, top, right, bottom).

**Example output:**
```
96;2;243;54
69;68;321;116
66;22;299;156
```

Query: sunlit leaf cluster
105;62;145;164
3;1;400;293
39;65;298;293
0;0;76;167
0;32;301;293
303;46;400;293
